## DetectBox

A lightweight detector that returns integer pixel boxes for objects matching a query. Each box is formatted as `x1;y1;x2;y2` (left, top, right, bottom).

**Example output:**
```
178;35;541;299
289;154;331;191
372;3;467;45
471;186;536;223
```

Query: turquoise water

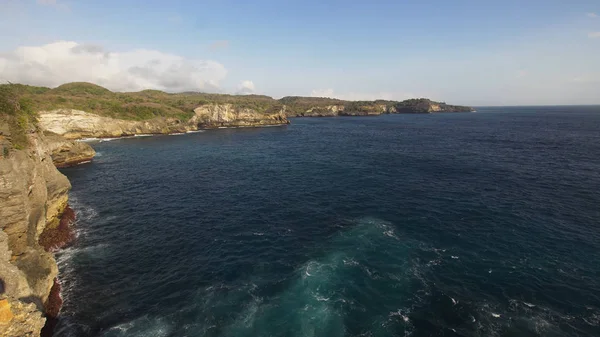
55;107;600;336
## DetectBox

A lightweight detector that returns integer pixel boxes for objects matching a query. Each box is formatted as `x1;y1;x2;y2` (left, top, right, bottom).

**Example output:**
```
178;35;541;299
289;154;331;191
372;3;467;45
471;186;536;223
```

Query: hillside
4;82;474;124
0;84;38;150
8;82;285;122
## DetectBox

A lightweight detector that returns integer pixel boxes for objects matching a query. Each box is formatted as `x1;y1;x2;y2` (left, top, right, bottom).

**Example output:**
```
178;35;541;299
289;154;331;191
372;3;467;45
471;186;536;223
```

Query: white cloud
0;41;228;92
237;80;255;94
587;12;598;18
310;88;335;98
588;32;600;38
310;88;417;101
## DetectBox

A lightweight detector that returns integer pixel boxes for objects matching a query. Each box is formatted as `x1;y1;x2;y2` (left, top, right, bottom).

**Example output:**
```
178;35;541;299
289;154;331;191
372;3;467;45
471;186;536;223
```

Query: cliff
191;104;288;128
44;133;96;168
0;131;63;336
37;104;289;140
12;82;473;141
0;86;94;336
14;83;290;140
37;109;191;139
280;97;474;117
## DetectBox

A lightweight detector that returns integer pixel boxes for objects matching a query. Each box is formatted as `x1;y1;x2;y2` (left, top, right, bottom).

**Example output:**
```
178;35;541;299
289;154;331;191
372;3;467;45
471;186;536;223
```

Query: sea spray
218;217;420;337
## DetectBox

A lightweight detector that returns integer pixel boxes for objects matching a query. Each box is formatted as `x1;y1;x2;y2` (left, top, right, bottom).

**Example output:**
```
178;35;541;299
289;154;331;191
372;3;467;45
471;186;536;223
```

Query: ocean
54;106;600;337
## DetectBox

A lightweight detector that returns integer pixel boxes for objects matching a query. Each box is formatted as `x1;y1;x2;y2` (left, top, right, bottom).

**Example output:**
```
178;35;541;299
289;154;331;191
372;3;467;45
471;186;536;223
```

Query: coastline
0;118;290;336
0;81;473;336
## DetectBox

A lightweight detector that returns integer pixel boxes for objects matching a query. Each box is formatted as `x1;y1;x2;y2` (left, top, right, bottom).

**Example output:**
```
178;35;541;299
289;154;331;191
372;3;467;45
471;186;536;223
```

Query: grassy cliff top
7;82;290;121
2;82;473;124
0;84;38;150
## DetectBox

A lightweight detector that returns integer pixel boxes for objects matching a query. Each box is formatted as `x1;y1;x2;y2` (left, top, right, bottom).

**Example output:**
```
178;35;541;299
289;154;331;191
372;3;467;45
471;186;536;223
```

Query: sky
0;0;599;105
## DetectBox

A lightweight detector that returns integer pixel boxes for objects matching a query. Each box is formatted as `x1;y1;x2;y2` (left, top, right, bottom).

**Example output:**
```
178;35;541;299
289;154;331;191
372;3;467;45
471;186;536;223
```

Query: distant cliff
10;82;473;141
280;97;474;117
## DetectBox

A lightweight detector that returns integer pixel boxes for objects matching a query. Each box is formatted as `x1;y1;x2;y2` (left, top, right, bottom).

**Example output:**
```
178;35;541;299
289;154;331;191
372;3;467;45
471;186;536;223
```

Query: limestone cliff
191;104;289;128
44;133;96;168
281;97;473;117
37;109;190;139
0;121;90;336
37;104;289;140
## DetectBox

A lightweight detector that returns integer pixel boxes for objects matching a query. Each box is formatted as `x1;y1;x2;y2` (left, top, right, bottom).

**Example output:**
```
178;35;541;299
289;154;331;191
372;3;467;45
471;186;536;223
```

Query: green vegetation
1;82;473;134
0;84;38;149
11;82;291;121
279;96;345;116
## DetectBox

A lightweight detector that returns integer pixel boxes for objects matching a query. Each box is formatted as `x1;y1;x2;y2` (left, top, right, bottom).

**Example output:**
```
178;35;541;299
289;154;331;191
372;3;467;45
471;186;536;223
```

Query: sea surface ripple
55;106;600;337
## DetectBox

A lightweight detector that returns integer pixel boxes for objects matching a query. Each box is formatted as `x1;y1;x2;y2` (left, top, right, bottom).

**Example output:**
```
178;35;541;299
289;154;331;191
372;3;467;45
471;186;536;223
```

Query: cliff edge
0;85;94;336
16;82;289;140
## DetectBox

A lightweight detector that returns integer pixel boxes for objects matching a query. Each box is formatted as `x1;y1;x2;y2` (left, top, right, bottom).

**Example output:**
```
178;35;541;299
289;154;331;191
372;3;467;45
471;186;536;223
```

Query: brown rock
44;132;96;168
0;299;13;324
39;206;75;252
0;298;45;337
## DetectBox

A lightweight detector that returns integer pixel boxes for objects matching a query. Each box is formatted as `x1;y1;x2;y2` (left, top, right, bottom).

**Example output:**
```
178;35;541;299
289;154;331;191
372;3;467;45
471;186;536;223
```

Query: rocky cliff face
44;133;96;168
38;104;289;140
191;104;289;128
0;123;92;336
38;109;190;139
291;104;397;117
283;98;473;117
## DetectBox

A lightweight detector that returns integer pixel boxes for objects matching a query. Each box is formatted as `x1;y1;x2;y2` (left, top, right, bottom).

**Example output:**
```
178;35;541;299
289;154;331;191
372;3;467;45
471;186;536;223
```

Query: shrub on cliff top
0;84;38;149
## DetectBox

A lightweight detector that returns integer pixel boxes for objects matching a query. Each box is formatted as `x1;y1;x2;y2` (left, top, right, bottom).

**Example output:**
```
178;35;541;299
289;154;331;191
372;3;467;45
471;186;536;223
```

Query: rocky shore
0;125;95;336
0;93;290;336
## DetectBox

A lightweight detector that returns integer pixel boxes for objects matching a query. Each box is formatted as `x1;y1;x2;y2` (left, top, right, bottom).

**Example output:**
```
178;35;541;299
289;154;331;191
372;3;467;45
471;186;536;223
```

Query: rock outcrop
37;105;290;140
0;297;45;337
191;104;289;128
37;109;190;139
44;133;95;168
0;124;82;336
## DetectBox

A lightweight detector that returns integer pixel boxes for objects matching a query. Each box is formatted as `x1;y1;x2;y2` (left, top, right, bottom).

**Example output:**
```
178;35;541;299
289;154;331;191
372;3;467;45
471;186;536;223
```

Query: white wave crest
102;315;172;337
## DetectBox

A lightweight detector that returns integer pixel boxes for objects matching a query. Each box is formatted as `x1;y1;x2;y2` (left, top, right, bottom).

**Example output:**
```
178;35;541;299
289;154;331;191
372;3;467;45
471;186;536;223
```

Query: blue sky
1;0;599;105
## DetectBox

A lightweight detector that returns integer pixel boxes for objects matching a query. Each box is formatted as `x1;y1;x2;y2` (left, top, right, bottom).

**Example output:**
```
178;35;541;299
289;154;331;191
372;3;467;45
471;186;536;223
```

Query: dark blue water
55;107;600;337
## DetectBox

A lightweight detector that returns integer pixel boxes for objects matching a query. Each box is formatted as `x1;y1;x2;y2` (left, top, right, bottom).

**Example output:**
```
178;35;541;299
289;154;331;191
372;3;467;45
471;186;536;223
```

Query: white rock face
37;109;182;139
38;110;109;136
191;104;288;127
38;106;289;139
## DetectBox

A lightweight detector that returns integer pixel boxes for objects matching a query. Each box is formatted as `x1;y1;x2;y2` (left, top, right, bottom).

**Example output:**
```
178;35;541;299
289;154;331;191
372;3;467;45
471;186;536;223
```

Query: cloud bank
0;41;227;92
237;80;256;94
